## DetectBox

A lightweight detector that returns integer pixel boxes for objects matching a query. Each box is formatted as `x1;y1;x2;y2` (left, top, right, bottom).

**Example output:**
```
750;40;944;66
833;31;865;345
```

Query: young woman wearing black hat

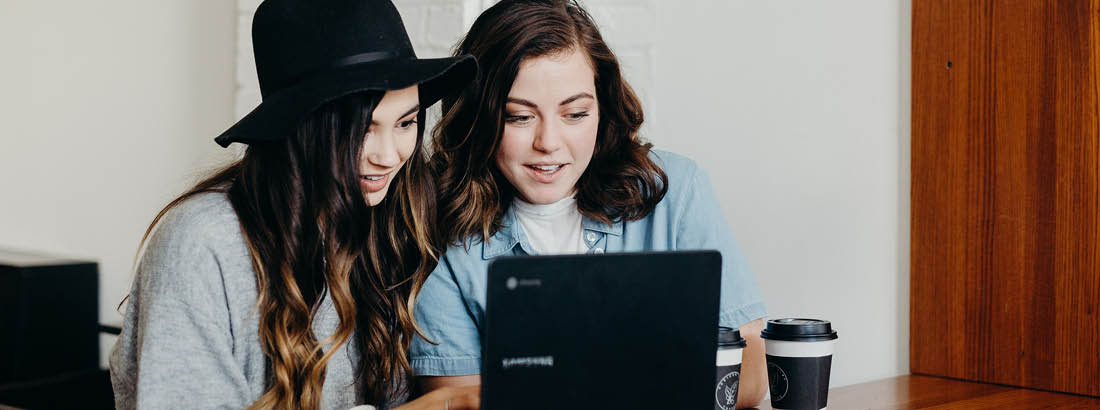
109;1;478;409
410;0;768;408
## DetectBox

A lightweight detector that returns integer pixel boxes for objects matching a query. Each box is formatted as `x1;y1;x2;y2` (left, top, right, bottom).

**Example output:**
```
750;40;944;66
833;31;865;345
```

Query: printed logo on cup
714;370;740;410
768;362;789;401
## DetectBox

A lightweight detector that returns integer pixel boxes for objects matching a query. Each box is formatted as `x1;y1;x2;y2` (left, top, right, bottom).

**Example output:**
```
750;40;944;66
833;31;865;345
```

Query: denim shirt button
585;232;598;243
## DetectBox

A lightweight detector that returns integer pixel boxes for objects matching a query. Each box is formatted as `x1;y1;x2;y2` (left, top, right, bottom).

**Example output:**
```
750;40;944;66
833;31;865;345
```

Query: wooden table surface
752;375;1100;409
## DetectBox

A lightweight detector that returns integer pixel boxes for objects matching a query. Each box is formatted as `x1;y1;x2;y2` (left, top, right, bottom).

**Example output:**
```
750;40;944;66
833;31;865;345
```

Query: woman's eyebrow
399;104;420;118
559;92;594;106
506;93;595;109
506;97;538;108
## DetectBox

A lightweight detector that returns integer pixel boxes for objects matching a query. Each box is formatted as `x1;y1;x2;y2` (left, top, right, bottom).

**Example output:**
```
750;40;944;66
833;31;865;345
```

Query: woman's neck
512;194;577;218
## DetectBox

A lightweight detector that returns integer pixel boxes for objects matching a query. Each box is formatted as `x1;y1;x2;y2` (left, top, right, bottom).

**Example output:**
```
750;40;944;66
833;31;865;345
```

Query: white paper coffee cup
761;319;838;410
715;326;746;410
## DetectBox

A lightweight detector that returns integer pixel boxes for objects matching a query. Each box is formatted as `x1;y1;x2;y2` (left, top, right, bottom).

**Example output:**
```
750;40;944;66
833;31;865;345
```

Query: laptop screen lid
482;250;722;410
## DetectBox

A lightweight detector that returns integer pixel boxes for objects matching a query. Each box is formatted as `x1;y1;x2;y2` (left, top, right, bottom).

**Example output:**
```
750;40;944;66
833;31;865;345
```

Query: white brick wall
234;0;657;137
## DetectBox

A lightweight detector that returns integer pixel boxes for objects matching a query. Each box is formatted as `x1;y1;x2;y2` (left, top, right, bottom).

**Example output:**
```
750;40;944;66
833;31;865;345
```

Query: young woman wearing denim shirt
411;1;768;407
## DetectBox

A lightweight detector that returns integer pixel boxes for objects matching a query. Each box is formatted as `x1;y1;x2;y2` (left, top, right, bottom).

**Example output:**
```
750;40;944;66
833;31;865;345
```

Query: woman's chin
518;188;570;205
365;191;389;206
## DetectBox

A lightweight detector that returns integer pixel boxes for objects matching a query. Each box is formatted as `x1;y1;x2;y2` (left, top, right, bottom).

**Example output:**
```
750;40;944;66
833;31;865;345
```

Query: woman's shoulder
648;149;695;169
139;191;252;286
648;149;703;179
647;149;705;198
439;238;488;265
162;190;237;223
150;191;242;249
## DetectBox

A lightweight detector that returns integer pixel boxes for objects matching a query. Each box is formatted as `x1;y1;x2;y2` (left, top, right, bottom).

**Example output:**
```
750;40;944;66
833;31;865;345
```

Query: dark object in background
0;369;113;410
0;248;107;408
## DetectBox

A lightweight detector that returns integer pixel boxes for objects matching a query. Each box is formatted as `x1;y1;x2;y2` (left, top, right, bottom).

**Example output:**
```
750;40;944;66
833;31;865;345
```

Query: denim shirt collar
481;205;623;260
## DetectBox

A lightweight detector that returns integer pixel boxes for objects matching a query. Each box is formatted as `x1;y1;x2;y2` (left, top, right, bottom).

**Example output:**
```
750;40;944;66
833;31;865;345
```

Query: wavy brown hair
138;92;436;409
431;0;667;245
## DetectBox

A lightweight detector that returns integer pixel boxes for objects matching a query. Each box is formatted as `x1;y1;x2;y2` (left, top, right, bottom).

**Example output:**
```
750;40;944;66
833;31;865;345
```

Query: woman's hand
392;385;480;410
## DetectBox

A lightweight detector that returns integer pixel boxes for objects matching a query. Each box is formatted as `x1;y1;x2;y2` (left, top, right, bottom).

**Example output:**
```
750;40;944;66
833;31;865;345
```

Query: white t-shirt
512;195;587;255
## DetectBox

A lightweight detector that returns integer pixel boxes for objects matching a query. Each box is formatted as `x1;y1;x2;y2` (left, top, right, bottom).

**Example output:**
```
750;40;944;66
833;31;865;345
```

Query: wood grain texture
753;376;1100;410
911;0;1100;397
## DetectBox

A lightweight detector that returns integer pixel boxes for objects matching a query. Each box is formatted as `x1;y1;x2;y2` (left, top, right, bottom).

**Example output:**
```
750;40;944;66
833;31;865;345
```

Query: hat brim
215;54;477;147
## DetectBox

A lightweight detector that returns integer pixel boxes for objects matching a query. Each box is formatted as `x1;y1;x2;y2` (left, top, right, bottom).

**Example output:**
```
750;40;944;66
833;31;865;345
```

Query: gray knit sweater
109;192;403;409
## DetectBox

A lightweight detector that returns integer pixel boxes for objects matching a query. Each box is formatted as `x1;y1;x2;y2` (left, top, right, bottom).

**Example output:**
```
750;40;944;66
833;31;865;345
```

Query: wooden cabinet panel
911;0;1100;397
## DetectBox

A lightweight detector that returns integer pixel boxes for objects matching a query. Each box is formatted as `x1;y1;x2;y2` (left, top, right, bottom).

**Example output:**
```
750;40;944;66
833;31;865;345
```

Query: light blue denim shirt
410;150;766;376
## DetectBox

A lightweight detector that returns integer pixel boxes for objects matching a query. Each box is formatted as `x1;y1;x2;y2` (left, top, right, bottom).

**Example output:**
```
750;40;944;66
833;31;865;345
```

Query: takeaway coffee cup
760;318;838;410
714;326;747;410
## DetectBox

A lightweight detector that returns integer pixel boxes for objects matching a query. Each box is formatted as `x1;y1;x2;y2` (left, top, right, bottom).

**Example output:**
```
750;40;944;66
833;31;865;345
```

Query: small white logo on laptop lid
501;355;555;369
505;276;543;290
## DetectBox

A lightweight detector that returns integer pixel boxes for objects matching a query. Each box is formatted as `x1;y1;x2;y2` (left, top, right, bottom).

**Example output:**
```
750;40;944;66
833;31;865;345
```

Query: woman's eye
504;114;534;125
565;111;590;121
398;119;418;130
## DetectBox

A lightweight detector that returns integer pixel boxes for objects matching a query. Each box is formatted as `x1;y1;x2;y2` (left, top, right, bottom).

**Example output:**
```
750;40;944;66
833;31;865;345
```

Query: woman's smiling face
495;47;599;205
358;85;419;206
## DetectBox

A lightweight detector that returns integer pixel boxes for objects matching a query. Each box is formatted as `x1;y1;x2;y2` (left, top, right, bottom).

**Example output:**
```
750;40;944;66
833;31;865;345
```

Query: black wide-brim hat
215;0;477;147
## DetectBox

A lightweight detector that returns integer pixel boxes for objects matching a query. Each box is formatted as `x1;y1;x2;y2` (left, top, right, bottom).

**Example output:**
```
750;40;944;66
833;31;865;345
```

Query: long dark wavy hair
138;91;437;409
431;0;668;245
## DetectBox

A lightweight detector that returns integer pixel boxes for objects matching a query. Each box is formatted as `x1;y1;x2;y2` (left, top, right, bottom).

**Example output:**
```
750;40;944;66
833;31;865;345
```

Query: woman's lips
525;164;566;184
360;173;390;193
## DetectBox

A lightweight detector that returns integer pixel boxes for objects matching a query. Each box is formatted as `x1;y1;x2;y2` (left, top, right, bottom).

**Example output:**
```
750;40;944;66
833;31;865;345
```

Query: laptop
481;250;722;410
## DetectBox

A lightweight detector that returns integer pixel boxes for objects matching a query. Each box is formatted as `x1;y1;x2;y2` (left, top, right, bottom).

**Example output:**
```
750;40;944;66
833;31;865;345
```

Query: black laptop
481;250;722;410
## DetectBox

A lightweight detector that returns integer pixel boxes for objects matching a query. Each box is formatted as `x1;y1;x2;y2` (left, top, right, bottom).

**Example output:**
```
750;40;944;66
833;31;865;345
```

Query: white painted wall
0;1;238;368
651;1;912;387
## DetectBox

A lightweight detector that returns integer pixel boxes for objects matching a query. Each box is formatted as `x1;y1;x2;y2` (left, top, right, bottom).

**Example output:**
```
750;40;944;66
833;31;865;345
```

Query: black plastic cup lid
718;326;747;348
759;318;838;342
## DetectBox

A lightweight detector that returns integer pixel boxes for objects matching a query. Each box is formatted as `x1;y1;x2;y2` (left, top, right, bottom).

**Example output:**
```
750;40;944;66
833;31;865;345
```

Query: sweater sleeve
109;199;252;410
